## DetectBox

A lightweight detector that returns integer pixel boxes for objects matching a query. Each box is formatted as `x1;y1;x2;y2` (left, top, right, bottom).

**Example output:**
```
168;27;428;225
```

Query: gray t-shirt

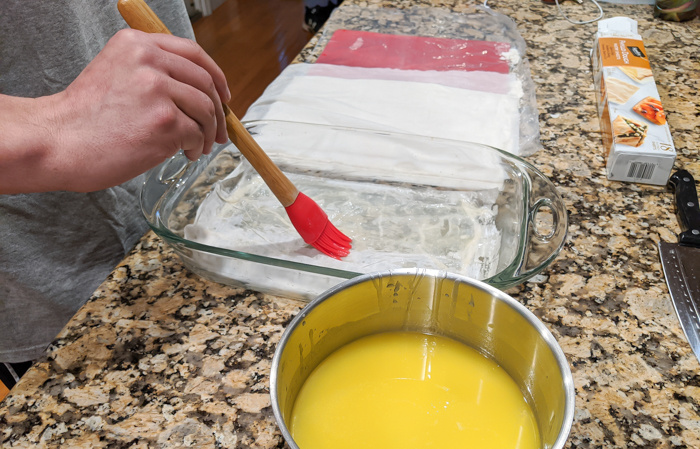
0;0;195;363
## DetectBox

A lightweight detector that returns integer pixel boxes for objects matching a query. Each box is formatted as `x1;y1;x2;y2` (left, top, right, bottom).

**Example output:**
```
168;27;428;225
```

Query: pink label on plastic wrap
317;30;512;73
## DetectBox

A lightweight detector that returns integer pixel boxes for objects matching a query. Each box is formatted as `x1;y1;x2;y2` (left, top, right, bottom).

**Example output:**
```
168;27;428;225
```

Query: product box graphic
591;17;676;186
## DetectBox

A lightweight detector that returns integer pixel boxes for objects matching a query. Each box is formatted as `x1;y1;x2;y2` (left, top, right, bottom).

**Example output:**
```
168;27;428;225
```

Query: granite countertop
2;1;699;447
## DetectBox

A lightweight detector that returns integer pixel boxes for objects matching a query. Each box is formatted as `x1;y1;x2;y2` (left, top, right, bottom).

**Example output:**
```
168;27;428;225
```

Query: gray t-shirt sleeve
0;0;195;363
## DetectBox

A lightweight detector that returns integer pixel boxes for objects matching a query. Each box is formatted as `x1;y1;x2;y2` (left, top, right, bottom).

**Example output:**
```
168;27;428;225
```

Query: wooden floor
192;0;313;118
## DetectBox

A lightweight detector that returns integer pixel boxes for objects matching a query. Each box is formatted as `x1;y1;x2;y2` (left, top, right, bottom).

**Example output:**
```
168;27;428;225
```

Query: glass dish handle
522;167;568;277
530;197;561;242
157;152;192;185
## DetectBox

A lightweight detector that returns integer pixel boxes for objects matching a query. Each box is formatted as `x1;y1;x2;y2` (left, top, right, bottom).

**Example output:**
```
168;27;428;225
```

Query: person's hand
0;29;231;194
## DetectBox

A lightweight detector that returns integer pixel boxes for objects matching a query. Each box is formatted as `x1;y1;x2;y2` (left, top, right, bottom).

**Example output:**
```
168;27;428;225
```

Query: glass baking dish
141;121;567;300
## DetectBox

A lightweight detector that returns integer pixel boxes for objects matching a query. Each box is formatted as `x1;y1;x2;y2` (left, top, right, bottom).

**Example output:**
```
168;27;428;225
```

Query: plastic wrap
310;4;542;156
243;64;523;159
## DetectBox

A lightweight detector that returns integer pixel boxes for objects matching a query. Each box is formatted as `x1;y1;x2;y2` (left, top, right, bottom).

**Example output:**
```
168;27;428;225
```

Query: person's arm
0;29;230;194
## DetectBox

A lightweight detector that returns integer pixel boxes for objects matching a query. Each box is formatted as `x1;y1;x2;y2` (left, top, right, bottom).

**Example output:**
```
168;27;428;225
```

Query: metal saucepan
271;268;575;448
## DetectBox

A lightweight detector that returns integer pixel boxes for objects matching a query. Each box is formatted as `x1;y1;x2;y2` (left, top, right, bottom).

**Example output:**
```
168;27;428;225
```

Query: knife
659;169;700;363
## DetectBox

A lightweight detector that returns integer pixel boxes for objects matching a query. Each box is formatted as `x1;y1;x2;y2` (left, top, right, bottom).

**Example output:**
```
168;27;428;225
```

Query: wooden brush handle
117;0;172;35
222;105;299;205
117;0;299;207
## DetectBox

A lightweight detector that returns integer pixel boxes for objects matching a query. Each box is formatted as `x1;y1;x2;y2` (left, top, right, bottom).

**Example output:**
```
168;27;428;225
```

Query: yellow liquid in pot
290;332;540;449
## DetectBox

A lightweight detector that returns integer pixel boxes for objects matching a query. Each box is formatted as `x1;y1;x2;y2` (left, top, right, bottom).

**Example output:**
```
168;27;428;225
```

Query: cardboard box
591;17;676;186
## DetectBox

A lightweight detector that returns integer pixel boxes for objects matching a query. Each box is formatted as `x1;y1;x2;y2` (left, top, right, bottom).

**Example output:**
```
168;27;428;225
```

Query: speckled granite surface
2;1;699;448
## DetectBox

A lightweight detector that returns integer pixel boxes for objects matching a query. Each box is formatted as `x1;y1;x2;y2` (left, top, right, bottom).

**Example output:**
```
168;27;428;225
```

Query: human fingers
148;33;230;134
148;34;229;100
160;51;227;150
107;30;227;152
175;112;206;162
137;95;205;162
167;78;217;158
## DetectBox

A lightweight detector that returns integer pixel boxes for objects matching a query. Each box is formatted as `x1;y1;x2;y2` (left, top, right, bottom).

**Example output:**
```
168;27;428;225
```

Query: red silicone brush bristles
284;192;352;259
311;221;352;259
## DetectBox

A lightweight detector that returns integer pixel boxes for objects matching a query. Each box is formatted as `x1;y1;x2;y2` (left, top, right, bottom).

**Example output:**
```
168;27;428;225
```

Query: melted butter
290;332;540;449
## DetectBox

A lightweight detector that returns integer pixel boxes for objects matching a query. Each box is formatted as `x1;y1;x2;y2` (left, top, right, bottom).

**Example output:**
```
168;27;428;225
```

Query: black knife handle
669;169;700;247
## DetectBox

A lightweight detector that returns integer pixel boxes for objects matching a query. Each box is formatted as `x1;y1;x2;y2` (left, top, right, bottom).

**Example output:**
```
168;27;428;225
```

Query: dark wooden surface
192;0;313;118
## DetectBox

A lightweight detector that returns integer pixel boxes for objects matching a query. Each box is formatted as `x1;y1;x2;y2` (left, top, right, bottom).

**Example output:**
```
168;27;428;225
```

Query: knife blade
659;169;700;363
